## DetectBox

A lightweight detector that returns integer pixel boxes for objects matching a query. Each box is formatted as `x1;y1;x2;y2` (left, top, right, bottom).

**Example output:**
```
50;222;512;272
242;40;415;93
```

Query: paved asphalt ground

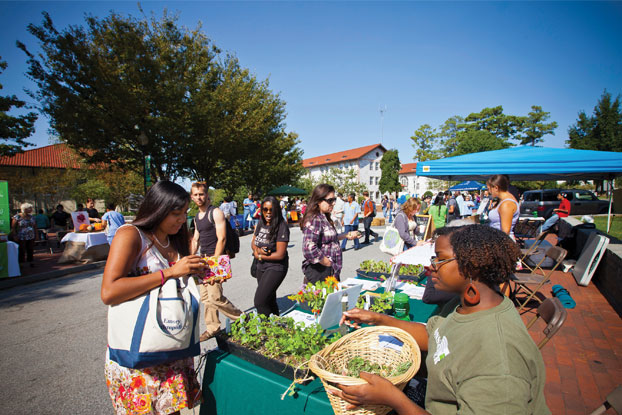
0;224;389;414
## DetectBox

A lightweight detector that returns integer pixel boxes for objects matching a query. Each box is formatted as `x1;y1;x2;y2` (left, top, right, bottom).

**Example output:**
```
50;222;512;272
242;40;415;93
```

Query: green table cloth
201;350;333;415
201;278;439;414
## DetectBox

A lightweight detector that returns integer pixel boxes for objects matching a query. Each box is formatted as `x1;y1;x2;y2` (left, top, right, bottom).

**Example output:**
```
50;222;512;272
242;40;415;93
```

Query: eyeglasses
262;207;271;212
430;256;456;272
322;198;337;204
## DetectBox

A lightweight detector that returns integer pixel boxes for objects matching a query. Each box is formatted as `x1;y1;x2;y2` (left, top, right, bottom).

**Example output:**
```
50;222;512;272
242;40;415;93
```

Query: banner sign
0;181;10;234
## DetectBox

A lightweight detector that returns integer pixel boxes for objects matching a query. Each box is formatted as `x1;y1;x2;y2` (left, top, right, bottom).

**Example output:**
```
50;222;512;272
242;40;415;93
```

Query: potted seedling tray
355;269;390;281
215;331;315;385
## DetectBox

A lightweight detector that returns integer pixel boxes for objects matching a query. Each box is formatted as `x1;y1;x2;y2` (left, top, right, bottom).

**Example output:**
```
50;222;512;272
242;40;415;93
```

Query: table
58;231;109;263
0;241;20;278
201;282;439;415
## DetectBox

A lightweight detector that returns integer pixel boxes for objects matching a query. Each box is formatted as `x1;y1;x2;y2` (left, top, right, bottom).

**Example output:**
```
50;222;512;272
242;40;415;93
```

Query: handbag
201;254;232;283
250;257;258;278
380;224;404;256
107;228;201;369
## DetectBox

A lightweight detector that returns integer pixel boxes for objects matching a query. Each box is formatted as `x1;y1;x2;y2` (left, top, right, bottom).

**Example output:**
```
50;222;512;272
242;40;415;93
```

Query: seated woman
334;224;549;414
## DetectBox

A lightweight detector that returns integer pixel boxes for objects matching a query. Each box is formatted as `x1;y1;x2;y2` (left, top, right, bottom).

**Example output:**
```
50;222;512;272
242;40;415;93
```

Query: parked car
520;189;609;218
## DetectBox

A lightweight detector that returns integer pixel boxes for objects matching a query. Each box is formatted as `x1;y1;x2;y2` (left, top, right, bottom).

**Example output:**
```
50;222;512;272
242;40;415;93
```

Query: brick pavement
520;268;622;414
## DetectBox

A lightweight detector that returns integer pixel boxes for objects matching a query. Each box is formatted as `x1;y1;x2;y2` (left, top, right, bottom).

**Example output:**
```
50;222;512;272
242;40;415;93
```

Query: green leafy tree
411;124;439;161
452;130;512;156
379;149;401;195
519;105;558;146
320;168;367;196
437;115;464;157
460;106;523;142
567;90;622;152
0;58;37;156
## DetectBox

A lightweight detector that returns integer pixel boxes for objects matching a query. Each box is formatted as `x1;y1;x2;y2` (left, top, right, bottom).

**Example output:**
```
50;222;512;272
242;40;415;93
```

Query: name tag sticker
378;335;403;352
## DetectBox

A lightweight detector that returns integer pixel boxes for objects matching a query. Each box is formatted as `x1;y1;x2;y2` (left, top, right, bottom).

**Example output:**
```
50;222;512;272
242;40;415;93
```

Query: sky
1;1;621;165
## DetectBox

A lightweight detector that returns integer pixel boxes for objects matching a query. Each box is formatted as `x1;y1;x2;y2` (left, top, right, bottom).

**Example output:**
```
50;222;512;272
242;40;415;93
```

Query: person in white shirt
332;193;346;234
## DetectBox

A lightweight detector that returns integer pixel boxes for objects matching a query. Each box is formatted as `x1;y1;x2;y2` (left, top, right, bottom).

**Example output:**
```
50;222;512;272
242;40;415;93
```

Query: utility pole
379;105;387;143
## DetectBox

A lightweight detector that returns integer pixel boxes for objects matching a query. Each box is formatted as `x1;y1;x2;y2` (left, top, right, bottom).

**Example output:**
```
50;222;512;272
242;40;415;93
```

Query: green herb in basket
333;357;412;378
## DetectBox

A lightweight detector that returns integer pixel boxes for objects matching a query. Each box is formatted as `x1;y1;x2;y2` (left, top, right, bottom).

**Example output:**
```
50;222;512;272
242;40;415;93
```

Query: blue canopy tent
449;180;486;192
416;146;622;231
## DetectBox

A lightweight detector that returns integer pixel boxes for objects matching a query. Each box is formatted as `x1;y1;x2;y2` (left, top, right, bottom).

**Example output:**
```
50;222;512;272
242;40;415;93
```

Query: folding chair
519;231;551;273
589;385;622;415
513;246;567;312
525;297;567;349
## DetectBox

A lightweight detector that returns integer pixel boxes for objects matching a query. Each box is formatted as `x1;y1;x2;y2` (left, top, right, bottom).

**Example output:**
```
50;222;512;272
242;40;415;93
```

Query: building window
375;162;379;170
375;191;380;200
369;177;374;185
400;177;408;188
369;162;373;171
375;177;379;185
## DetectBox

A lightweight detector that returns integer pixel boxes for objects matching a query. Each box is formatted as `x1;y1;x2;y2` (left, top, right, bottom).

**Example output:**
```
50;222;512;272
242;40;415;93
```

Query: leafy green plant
330;356;412;378
287;277;340;313
356;291;394;314
229;313;341;368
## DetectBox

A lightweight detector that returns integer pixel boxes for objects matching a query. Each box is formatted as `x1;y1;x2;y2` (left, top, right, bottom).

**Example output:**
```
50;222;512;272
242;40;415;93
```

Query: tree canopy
18;11;303;194
0;58;37;157
410;105;558;161
567;90;622;152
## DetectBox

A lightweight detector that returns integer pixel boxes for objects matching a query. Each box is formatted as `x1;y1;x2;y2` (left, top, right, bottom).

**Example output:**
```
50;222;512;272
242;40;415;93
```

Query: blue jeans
341;224;360;250
541;214;559;233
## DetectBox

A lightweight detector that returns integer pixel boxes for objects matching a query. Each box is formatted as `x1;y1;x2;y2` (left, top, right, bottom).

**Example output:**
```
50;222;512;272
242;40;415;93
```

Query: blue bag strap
129;293;151;353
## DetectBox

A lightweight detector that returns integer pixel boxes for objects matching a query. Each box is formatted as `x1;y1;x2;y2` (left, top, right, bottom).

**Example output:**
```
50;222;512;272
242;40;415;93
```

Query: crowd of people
96;178;553;414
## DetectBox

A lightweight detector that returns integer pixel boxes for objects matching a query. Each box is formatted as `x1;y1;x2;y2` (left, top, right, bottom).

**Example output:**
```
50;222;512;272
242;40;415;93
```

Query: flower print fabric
105;352;201;415
12;215;36;241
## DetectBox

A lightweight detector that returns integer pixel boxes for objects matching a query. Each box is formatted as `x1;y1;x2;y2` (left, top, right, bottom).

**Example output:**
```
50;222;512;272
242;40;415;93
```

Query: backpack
366;199;376;218
207;206;240;258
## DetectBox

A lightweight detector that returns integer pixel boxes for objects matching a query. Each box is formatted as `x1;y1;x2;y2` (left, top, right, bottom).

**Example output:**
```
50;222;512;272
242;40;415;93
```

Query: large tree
452;130;512;156
519;105;558;146
567;90;622;152
410;124;439;161
0;58;37;156
379;149;401;195
18;11;302;192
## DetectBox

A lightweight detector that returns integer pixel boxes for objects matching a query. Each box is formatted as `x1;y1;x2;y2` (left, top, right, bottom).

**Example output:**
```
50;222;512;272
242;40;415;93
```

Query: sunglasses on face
430;256;456;272
262;207;272;212
322;198;337;204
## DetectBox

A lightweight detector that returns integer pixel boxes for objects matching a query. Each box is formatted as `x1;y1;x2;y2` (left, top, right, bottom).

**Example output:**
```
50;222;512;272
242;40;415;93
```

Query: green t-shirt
429;205;447;229
425;297;550;415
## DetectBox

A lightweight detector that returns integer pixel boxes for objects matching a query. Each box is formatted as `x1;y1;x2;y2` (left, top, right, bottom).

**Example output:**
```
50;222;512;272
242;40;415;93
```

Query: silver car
520;189;609;218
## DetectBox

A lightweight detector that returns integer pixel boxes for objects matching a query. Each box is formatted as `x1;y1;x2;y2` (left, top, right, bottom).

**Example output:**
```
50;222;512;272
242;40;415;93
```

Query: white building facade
399;163;441;197
302;144;387;202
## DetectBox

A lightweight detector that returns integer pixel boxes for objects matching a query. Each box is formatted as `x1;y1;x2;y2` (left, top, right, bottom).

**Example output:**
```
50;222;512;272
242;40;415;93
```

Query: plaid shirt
302;213;342;278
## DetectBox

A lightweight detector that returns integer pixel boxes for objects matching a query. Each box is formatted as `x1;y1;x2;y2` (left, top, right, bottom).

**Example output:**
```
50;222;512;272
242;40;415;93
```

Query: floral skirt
105;350;202;415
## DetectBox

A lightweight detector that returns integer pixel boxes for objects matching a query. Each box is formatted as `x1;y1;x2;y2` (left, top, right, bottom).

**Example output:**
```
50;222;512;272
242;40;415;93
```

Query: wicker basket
309;326;420;415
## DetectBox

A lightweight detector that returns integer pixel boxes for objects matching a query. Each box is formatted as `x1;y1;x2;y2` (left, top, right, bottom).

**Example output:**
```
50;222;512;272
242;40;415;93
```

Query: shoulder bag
107;227;201;369
380;220;404;256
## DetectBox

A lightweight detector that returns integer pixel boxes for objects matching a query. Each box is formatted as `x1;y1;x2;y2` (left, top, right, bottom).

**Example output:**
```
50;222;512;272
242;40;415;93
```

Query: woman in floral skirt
101;181;206;415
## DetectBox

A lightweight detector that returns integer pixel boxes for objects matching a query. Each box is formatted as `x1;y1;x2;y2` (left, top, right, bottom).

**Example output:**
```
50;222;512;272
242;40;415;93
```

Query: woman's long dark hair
132;181;190;256
432;192;445;206
300;184;335;229
259;196;285;240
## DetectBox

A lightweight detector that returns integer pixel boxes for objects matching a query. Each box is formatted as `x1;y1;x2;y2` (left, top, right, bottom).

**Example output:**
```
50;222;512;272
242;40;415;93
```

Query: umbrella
449;180;487;192
266;185;308;196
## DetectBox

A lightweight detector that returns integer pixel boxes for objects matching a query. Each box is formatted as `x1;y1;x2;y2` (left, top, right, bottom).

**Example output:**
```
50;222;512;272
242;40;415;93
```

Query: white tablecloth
7;241;20;277
61;232;109;250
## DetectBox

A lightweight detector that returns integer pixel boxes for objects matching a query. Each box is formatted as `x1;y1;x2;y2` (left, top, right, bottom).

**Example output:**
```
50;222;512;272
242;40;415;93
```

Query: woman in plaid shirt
300;184;360;283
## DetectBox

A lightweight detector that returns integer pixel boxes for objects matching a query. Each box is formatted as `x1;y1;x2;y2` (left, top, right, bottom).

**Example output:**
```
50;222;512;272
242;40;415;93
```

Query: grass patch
593;215;622;240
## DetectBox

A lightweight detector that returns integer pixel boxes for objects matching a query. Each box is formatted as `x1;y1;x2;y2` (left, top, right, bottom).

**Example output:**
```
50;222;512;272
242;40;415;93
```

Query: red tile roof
302;144;387;168
400;162;417;174
0;144;83;169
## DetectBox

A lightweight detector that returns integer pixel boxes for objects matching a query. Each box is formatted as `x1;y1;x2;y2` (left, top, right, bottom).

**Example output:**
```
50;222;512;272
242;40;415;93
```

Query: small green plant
330;356;412;378
355;291;394;313
229;313;341;369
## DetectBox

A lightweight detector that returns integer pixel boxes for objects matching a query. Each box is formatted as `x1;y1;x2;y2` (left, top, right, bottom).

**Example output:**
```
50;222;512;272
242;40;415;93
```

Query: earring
464;278;481;306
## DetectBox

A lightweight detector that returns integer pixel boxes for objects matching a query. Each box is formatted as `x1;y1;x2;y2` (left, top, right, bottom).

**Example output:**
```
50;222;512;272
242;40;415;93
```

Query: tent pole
607;179;613;233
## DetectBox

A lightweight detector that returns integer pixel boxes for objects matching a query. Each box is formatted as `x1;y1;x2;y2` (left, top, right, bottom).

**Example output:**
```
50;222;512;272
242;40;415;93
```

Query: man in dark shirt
50;204;71;231
190;182;242;341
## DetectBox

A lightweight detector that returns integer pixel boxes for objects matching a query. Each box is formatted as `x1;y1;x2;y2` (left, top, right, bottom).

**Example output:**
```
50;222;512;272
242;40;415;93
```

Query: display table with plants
202;273;439;415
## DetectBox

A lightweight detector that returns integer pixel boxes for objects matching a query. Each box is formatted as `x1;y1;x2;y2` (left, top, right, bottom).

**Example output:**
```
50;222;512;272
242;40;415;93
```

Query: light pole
137;130;150;195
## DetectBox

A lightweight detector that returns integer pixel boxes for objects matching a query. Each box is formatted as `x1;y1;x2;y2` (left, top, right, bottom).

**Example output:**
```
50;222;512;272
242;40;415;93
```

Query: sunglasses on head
322;197;337;204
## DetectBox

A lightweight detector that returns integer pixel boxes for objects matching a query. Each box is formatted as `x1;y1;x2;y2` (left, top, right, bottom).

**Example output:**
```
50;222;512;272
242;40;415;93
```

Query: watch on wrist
258;254;262;261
